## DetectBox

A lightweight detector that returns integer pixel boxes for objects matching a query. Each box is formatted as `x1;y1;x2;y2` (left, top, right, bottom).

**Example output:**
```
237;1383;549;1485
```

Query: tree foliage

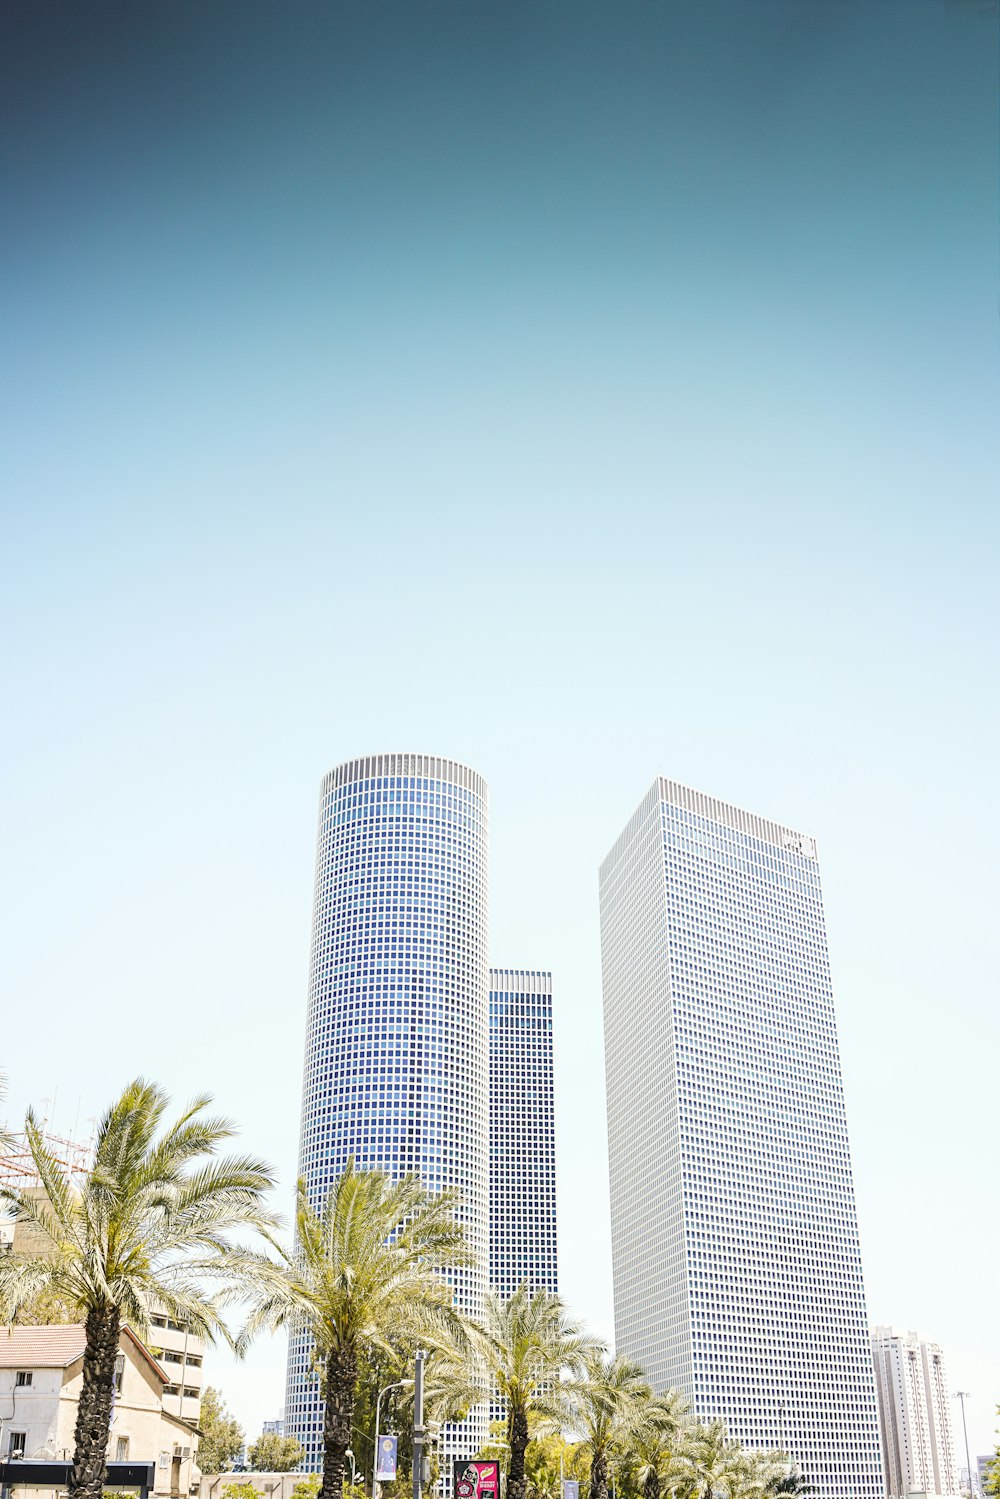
480;1284;595;1499
198;1387;247;1476
0;1079;276;1499
570;1352;652;1499
220;1484;259;1499
291;1478;322;1499
238;1162;474;1499
984;1409;1000;1499
248;1433;305;1472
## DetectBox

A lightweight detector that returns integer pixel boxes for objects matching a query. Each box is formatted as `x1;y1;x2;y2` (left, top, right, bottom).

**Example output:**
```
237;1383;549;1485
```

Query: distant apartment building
0;1323;199;1495
261;1415;285;1438
871;1326;959;1497
600;776;883;1499
489;968;558;1298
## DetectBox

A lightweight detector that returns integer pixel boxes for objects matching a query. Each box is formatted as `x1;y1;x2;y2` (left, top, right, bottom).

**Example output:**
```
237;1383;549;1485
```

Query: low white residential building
0;1323;200;1496
872;1326;959;1497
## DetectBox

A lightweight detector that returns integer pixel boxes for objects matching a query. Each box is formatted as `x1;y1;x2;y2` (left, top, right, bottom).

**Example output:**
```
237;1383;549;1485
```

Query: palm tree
669;1420;740;1499
668;1423;785;1499
631;1390;690;1499
0;1078;277;1499
571;1352;651;1499
766;1474;817;1496
237;1163;475;1499
721;1451;787;1499
480;1284;595;1499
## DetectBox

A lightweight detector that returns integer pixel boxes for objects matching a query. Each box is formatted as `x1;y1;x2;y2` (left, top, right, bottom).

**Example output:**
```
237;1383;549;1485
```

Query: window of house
113;1354;125;1394
116;1438;129;1462
14;1371;32;1387
9;1433;26;1459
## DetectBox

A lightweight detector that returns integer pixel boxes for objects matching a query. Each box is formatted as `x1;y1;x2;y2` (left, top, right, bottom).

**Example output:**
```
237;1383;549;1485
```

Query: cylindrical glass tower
285;752;489;1473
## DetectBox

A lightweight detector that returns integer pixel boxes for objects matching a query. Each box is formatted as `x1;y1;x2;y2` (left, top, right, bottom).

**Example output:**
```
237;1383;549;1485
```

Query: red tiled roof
0;1324;87;1367
0;1324;168;1383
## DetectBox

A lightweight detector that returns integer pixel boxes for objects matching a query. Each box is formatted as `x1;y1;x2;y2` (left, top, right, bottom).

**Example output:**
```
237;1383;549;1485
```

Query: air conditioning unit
182;1449;191;1460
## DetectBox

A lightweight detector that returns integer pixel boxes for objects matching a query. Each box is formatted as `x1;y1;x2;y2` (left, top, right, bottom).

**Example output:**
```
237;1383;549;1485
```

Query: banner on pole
562;1482;580;1499
376;1436;398;1481
454;1462;501;1499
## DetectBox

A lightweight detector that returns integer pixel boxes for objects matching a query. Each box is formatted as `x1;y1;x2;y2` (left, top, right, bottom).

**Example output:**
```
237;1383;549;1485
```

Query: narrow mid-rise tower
599;777;883;1499
488;968;558;1298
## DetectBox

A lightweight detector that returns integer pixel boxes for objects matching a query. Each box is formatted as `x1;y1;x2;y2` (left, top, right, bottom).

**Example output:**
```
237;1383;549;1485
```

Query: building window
8;1433;26;1459
113;1354;125;1394
116;1438;129;1462
14;1371;32;1387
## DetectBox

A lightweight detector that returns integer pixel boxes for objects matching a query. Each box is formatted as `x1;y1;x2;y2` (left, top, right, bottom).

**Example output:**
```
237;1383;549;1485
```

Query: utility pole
413;1351;426;1499
955;1392;975;1498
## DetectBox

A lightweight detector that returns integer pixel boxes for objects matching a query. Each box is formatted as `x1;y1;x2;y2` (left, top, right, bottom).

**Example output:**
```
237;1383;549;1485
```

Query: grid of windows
489;969;558;1299
600;778;884;1499
871;1327;959;1497
285;754;490;1476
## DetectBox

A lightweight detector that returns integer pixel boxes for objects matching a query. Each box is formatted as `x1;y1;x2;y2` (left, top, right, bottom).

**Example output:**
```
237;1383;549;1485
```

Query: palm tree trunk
69;1302;121;1499
643;1469;660;1499
590;1450;609;1499
322;1344;358;1499
507;1402;529;1499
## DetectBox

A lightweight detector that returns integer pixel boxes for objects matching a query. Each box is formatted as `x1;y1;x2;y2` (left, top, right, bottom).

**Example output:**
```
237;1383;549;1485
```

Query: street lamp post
413;1350;426;1499
955;1393;975;1498
373;1381;411;1498
346;1450;356;1490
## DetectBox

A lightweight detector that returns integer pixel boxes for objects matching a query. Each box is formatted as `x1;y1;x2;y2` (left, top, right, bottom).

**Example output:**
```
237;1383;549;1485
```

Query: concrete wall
199;1472;309;1499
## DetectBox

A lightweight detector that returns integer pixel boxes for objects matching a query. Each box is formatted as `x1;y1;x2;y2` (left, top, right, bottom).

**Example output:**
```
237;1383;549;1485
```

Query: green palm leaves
0;1078;278;1336
0;1079;278;1499
240;1162;476;1499
0;1080;808;1499
480;1282;596;1499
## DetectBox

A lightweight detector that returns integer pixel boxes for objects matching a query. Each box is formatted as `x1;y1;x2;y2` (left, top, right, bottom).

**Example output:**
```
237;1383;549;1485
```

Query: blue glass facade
286;753;489;1475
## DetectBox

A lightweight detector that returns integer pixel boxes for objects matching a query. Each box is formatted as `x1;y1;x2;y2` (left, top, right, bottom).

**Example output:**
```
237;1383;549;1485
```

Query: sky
2;0;998;1469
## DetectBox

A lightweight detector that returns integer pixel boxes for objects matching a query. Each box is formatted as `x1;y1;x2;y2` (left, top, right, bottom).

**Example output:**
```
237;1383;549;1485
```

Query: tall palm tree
571;1352;651;1499
0;1078;277;1499
720;1451;787;1499
631;1390;690;1499
237;1163;475;1499
480;1284;595;1499
670;1422;783;1499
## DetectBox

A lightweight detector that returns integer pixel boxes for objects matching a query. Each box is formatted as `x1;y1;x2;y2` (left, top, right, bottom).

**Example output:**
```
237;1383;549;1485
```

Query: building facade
599;777;883;1499
0;1323;198;1496
146;1311;205;1427
871;1327;959;1497
285;753;491;1474
488;969;558;1298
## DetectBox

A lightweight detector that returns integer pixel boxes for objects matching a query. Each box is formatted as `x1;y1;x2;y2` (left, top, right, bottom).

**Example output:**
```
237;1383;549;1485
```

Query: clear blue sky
2;0;998;1464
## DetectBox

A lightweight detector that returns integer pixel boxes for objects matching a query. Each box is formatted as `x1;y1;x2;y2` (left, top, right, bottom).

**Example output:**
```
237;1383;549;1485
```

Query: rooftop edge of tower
320;752;488;802
599;774;818;883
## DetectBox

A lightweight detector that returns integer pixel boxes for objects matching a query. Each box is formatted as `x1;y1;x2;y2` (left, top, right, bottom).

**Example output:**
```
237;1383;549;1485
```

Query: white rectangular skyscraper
488;968;558;1297
871;1327;959;1497
599;777;883;1499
